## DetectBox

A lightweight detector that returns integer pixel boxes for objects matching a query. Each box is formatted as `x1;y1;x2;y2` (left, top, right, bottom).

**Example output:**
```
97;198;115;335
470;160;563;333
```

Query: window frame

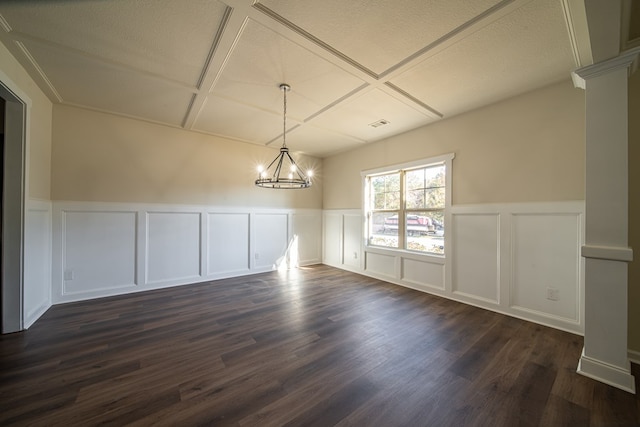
362;153;454;257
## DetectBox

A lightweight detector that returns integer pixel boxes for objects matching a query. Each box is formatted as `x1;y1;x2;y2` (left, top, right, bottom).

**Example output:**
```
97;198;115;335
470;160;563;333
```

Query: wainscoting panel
146;212;201;284
323;202;584;334
365;251;396;278
63;210;137;295
510;213;581;324
323;213;343;266
52;202;321;303
401;257;444;290
207;213;250;275
452;213;500;304
23;199;52;328
343;214;362;269
292;212;322;265
253;213;288;269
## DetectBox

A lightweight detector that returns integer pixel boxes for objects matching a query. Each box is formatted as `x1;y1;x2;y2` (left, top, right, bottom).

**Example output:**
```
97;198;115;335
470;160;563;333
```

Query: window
364;154;453;255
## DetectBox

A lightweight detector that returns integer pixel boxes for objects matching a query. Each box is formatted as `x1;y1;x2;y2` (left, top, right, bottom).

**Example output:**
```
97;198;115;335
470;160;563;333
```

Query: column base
577;347;636;394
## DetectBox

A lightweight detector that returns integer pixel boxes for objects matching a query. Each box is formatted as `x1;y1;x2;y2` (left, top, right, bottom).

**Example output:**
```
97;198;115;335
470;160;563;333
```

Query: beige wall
628;70;640;354
0;42;52;200
51;104;322;209
323;79;585;209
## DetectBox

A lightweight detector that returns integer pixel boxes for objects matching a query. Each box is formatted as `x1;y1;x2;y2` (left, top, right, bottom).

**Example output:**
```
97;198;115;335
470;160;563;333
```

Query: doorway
0;80;26;334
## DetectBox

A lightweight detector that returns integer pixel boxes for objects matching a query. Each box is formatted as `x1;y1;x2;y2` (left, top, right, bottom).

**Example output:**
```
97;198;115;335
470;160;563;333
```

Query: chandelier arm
273;151;285;180
284;151;307;181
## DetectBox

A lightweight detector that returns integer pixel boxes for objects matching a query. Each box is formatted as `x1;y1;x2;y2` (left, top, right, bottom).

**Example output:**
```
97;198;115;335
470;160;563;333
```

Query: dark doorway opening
0;98;4;326
0;81;26;334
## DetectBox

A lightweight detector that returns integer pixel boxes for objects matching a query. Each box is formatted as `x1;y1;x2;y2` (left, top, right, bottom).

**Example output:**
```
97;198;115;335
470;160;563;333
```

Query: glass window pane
425;165;445;188
371;176;385;194
370;173;400;210
406;189;425;209
405;169;424;191
405;211;444;254
374;192;386;209
425;187;445;209
369;212;398;248
386;173;400;192
385;192;400;210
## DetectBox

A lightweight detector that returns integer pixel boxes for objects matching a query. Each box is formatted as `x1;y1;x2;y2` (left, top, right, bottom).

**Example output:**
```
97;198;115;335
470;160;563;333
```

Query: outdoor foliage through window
367;163;446;255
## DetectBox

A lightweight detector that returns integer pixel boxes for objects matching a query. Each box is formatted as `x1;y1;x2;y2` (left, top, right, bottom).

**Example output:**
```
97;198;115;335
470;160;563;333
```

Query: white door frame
0;75;27;334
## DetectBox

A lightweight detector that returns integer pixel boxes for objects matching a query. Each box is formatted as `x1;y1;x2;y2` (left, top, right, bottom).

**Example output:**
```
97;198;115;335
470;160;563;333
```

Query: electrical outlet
255;253;260;260
353;252;358;259
64;270;74;281
546;287;559;301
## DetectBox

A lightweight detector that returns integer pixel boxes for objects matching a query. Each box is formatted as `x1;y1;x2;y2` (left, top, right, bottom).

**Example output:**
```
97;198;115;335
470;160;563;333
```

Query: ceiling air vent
368;119;390;128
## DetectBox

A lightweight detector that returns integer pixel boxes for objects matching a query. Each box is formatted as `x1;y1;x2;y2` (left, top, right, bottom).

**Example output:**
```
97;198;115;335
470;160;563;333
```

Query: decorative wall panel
365;251;396;278
511;213;581;323
292;213;322;265
253;213;289;269
342;214;362;269
401;257;444;289
52;202;321;303
24;200;52;327
146;212;201;284
323;213;343;266
452;213;500;303
63;210;137;294
208;213;250;275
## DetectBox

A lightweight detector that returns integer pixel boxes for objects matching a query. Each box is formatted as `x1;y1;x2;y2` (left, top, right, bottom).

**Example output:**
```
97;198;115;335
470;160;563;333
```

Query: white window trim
361;153;455;259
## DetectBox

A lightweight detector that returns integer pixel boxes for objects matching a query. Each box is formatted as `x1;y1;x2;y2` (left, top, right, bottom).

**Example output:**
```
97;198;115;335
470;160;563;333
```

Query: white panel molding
342;213;363;270
61;210;138;297
207;212;251;276
510;212;583;326
364;251;396;278
292;212;322;266
52;201;321;303
23;199;52;328
323;201;585;335
581;244;633;262
253;213;289;269
451;213;500;305
401;257;444;290
145;211;201;286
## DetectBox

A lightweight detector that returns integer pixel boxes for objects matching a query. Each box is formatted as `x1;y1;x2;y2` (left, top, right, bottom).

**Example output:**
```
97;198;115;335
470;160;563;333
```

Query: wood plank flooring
1;264;638;426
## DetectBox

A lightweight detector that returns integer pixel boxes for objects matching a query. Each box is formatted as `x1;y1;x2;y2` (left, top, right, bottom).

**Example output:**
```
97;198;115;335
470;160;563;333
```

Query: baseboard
577;347;636;394
24;300;51;329
629;349;640;365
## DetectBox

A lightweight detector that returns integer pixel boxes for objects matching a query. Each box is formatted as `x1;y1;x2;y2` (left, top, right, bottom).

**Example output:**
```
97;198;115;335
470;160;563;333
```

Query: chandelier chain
282;85;287;148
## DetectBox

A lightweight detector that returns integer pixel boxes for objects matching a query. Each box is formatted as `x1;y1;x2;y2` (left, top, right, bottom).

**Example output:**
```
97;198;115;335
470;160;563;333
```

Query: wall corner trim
581;244;633;262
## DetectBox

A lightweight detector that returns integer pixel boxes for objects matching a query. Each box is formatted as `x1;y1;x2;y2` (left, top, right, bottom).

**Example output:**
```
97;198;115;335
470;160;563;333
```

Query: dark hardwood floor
1;265;638;426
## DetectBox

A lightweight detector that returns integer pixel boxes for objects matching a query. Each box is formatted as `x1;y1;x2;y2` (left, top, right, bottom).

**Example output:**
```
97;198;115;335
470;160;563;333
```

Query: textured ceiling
0;0;633;158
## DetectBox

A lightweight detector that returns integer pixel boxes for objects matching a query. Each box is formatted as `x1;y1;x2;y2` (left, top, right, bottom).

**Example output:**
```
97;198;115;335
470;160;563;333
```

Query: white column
572;47;640;394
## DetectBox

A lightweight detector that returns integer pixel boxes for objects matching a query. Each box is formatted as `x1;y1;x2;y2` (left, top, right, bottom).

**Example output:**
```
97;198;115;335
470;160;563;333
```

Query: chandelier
255;84;312;189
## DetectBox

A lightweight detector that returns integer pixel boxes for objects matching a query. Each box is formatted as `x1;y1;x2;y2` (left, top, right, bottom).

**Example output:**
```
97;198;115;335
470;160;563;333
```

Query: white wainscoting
52;202;322;303
147;212;201;285
207;213;250;275
24;199;52;328
323;201;585;334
